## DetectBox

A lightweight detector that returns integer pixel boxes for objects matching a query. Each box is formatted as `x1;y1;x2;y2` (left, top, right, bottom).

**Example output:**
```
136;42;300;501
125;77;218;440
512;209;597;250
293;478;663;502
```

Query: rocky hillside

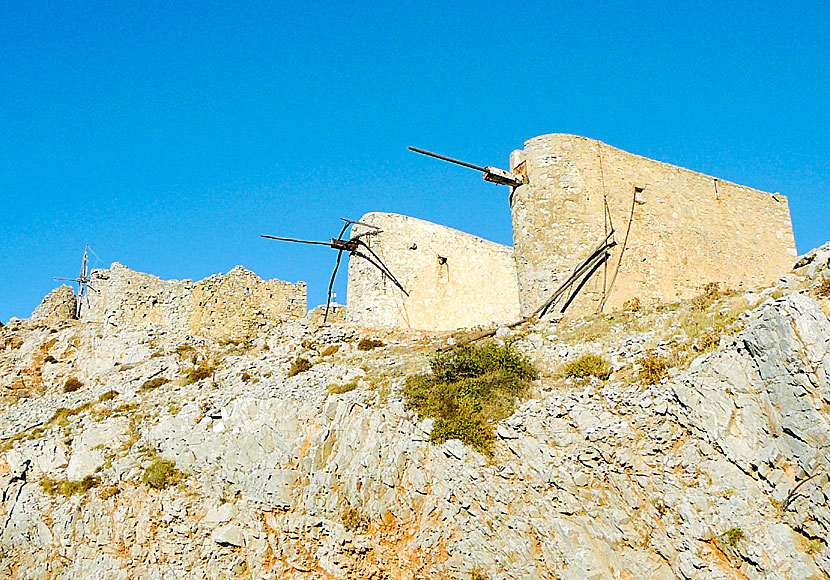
2;244;830;580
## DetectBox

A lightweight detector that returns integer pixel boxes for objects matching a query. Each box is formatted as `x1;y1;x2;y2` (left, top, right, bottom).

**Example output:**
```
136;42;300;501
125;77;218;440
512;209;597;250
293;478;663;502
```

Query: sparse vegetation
183;365;213;385
806;539;823;555
341;505;370;531
140;376;170;391
815;279;830;298
63;377;83;393
638;352;670;384
97;485;121;500
471;569;488;580
327;380;358;395
722;527;745;548
691;282;723;312
98;390;118;402
240;372;251;382
403;343;537;456
321;345;340;357
287;357;312;377
40;475;100;497
142;458;184;489
357;338;384;351
622;297;641;313
563;353;612;381
43;355;58;364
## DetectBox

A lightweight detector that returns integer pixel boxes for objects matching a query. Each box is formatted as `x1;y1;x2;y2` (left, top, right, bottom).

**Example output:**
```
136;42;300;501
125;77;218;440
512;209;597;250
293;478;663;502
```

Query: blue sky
2;1;828;322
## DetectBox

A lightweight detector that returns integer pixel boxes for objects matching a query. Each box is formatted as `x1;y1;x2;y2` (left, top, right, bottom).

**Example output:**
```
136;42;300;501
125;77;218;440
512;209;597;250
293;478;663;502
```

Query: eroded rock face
30;285;76;324
1;246;829;579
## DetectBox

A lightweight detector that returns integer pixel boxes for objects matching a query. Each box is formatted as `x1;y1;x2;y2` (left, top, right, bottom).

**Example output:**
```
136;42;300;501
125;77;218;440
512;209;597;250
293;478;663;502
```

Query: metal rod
260;235;336;247
408;147;487;172
341;218;380;230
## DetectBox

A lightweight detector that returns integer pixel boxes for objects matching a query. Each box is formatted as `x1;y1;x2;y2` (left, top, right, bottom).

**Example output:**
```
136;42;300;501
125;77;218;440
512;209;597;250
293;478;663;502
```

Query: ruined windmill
261;218;408;322
53;245;96;318
408;145;615;317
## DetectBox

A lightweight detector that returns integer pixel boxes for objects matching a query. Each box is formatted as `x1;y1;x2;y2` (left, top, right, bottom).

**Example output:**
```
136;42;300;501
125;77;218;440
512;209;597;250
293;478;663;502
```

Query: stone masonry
346;212;521;330
82;263;306;340
510;134;797;316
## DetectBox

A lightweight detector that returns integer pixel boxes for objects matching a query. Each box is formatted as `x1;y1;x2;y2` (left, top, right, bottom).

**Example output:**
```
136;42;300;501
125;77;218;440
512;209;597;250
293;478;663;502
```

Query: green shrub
142;459;184;489
723;527;744;548
403;344;537;456
63;377;83;393
98;390;118;402
357;338;384;351
563;353;612;380
287;357;312;377
639;352;669;384
183;366;213;385
327;380;358;395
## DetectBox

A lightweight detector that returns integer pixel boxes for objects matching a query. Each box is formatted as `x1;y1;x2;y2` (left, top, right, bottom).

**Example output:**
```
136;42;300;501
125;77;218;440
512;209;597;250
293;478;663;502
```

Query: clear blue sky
2;1;828;323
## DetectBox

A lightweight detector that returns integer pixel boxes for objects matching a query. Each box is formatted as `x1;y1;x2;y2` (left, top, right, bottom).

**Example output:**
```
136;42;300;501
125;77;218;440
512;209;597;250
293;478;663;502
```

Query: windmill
53;245;97;318
261;218;408;323
408;144;617;316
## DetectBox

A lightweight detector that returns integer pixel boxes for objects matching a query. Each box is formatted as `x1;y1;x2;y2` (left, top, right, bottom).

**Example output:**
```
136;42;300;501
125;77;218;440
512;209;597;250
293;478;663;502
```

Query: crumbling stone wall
30;285;76;325
510;134;797;315
346;213;520;330
83;263;305;339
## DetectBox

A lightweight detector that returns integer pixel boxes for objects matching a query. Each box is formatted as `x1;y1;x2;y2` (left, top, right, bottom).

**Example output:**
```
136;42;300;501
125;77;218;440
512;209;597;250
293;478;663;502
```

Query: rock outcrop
1;246;829;579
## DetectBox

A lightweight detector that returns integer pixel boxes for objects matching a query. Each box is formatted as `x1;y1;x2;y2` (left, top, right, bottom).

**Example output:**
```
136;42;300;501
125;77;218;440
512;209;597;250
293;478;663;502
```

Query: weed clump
183;366;213;385
691;282;723;311
723;527;745;548
327;380;358;395
357;338;384;351
41;475;100;497
288;357;312;377
140;376;170;391
403;344;537;456
63;378;83;393
563;353;612;381
815;279;830;298
142;459;184;489
98;390;118;402
639;352;670;384
321;345;340;357
342;505;369;531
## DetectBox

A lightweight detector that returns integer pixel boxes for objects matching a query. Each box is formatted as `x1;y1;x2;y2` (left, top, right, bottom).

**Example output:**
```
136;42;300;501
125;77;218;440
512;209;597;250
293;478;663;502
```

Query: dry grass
142;459;184;489
63;377;83;393
327;380;358;395
357;338;385;351
287;357;312;377
563;353;612;381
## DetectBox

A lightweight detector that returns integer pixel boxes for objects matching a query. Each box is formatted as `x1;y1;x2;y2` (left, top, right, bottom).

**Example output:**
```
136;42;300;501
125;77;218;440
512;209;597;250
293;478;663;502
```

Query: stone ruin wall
82;263;306;340
346;213;521;331
510;134;797;316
